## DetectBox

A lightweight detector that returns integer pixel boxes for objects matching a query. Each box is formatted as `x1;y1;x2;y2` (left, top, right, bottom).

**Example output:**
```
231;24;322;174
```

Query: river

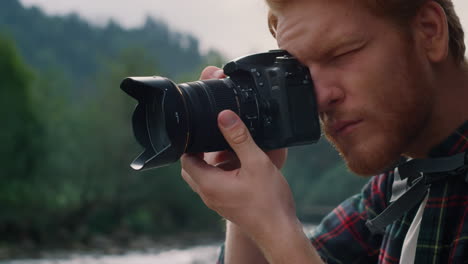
1;245;220;264
1;225;315;264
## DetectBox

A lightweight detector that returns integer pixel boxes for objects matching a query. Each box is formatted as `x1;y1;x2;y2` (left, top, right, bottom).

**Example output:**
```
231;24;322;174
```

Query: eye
332;49;357;62
329;46;364;66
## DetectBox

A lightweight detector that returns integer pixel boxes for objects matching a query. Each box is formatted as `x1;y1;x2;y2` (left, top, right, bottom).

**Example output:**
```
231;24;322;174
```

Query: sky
19;0;468;60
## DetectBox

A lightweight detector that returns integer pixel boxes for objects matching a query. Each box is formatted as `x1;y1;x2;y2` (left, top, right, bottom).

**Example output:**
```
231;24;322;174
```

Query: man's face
275;0;435;175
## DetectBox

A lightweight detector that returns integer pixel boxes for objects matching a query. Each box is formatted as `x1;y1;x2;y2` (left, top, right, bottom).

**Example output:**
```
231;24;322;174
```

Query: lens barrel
121;76;244;170
179;79;240;153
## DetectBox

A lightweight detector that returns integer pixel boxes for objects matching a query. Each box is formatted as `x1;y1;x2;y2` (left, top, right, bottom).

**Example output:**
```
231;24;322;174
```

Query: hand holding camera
180;99;318;262
180;67;291;230
197;66;288;172
120;50;320;170
121;50;323;262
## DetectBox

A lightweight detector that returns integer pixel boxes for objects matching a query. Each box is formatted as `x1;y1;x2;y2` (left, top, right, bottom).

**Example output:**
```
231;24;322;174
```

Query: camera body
221;49;320;150
121;50;321;170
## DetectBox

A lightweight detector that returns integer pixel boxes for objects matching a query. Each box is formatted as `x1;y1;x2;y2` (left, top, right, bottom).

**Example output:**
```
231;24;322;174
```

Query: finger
181;168;200;193
194;152;204;160
205;150;237;165
217;110;266;167
266;148;288;169
199;66;226;80
215;159;241;171
204;151;224;165
180;153;221;182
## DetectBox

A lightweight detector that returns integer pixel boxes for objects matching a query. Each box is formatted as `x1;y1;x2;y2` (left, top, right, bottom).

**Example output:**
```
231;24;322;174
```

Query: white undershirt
399;193;429;264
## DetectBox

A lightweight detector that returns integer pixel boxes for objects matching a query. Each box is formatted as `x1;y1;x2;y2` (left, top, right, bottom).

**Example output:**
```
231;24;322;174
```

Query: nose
309;67;345;113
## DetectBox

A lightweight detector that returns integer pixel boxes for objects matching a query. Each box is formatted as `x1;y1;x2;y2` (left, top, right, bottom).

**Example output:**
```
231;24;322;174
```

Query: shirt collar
429;121;468;158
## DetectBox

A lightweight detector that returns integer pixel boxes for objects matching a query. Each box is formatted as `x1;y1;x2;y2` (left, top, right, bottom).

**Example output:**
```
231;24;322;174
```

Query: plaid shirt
217;121;468;264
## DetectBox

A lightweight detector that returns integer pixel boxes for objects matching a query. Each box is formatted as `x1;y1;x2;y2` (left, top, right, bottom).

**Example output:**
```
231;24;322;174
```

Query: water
0;245;220;264
1;225;316;264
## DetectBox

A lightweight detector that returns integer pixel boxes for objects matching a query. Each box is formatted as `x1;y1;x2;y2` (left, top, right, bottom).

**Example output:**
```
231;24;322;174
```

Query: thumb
200;66;225;80
218;110;264;166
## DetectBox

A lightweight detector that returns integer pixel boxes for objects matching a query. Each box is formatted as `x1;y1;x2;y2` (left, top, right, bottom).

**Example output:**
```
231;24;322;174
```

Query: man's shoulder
348;170;396;218
363;170;395;200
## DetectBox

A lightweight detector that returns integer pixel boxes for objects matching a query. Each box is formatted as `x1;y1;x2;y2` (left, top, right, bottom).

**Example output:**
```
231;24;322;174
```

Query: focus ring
200;79;239;115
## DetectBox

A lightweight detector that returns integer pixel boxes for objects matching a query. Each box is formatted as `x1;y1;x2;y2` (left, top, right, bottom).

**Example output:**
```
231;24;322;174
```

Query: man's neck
405;60;468;158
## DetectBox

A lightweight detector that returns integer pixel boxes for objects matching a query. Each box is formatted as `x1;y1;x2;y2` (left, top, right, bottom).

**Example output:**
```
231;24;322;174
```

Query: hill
0;0;370;252
0;0;215;97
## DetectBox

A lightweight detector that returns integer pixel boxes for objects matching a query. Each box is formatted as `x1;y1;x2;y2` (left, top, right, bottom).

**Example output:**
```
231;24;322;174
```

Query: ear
412;1;449;63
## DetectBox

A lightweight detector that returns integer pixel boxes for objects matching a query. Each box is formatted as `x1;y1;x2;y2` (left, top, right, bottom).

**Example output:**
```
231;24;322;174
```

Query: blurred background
1;0;467;263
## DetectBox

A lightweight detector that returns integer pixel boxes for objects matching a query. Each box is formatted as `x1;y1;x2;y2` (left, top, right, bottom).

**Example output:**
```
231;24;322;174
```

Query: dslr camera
121;50;321;170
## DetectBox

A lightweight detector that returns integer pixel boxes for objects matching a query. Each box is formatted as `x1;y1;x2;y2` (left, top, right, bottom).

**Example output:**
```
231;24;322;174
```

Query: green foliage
284;141;342;200
284;141;369;220
0;0;372;248
0;0;228;245
77;47;221;235
0;0;205;100
176;49;226;82
301;162;368;206
0;34;41;207
0;35;37;177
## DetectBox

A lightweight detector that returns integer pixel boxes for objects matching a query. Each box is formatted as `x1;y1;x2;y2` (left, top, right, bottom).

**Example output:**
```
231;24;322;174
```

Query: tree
0;34;45;241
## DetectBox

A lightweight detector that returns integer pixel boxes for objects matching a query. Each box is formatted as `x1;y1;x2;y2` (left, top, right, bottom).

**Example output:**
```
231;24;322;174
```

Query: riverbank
0;244;221;264
1;224;316;263
0;231;224;261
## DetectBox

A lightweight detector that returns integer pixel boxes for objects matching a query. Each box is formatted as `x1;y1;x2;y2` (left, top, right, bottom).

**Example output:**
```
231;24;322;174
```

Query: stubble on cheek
323;118;404;176
323;77;430;176
319;30;433;176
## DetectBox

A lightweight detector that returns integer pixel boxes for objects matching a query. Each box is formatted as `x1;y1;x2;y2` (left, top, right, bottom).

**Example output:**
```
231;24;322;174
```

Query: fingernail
219;111;238;128
213;69;224;79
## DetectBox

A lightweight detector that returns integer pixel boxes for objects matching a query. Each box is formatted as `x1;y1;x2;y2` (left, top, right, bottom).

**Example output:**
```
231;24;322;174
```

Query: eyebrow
307;32;367;62
276;14;368;64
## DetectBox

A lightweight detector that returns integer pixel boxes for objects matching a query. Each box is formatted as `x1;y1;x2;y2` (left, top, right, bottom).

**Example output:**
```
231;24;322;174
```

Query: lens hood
121;77;189;170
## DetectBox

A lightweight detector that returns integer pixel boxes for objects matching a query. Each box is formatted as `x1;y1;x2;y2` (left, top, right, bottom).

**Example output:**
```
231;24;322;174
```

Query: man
181;0;468;263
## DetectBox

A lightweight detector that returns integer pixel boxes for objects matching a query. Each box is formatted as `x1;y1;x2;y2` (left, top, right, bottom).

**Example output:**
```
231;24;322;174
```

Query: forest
0;0;368;255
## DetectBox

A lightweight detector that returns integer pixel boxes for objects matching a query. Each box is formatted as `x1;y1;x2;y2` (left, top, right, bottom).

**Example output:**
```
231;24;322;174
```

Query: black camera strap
365;151;468;234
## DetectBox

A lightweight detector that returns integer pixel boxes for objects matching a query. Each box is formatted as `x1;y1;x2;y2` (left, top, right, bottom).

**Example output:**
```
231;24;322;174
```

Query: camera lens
122;50;321;171
121;76;243;170
179;79;240;153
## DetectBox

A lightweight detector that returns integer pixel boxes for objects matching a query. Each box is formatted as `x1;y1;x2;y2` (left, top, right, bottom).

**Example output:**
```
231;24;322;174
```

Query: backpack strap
366;152;468;234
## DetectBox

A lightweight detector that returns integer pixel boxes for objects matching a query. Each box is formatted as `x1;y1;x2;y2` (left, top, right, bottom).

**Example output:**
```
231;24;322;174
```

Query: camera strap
365;151;468;234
